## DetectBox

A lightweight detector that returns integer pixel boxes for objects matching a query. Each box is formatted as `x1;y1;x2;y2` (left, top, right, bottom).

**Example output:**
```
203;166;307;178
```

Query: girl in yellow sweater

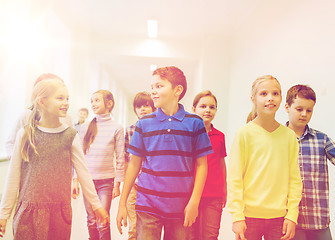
228;75;302;240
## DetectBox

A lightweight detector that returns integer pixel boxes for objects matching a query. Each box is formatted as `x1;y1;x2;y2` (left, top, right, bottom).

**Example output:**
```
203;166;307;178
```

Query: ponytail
20;105;40;162
83;118;98;154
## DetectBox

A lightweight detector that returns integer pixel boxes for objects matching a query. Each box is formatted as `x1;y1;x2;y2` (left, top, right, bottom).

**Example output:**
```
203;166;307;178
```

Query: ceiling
49;0;259;95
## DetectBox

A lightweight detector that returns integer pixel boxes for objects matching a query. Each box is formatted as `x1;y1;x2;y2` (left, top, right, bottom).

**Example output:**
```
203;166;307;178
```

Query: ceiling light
147;20;158;38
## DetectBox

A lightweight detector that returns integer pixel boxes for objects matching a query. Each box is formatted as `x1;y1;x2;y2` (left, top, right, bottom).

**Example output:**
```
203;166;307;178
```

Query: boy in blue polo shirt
117;66;212;240
285;85;335;240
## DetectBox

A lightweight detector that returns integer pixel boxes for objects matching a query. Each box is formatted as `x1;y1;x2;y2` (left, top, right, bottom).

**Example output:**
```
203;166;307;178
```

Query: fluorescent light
147;20;158;38
150;64;157;71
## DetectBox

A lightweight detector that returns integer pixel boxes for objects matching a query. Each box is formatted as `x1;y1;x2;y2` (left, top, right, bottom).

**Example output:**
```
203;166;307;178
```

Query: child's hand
112;185;120;199
71;178;80;199
0;219;7;238
94;207;110;227
281;219;296;240
232;220;247;240
183;200;198;227
116;204;128;234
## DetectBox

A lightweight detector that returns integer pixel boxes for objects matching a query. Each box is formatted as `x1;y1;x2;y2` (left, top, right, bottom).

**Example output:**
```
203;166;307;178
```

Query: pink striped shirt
79;113;125;182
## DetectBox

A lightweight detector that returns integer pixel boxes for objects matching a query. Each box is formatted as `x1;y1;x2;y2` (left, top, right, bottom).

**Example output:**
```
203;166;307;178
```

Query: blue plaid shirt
125;124;136;163
295;124;335;230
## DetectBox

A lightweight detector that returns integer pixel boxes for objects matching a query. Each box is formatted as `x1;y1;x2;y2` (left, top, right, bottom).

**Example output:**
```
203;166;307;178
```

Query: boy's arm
325;134;335;165
285;137;302;224
220;157;227;207
116;154;142;234
184;155;207;227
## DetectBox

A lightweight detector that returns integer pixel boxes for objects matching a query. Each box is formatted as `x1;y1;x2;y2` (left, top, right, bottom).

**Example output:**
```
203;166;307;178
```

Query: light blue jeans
83;178;114;240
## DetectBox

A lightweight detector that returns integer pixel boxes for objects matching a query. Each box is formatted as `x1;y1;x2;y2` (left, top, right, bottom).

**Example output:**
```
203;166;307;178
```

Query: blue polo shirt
128;104;213;219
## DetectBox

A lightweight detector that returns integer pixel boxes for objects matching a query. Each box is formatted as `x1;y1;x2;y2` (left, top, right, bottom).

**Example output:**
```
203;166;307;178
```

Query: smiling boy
117;66;212;240
286;85;335;240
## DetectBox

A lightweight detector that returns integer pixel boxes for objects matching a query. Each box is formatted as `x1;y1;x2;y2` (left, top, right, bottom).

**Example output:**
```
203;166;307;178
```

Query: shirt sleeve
227;129;246;222
221;133;227;158
325;134;335;165
0;129;24;219
114;127;125;182
124;127;131;163
128;121;146;157
5;110;30;159
285;134;303;224
193;119;213;158
71;134;102;211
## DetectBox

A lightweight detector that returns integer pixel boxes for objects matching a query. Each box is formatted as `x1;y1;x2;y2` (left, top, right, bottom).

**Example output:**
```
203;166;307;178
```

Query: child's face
78;110;88;122
41;86;69;118
91;93;109;115
135;103;153;119
151;75;181;109
193;96;217;125
252;80;282;117
285;96;315;129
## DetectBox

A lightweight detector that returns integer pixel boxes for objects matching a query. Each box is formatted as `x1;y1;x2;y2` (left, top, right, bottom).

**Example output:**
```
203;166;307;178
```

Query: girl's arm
71;134;109;224
113;127;126;199
116;154;142;234
0;129;24;235
184;155;208;227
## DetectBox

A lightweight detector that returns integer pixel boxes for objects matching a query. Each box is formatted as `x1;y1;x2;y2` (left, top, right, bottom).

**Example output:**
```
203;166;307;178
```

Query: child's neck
287;122;306;138
205;122;212;132
161;102;179;116
253;114;279;133
38;115;62;128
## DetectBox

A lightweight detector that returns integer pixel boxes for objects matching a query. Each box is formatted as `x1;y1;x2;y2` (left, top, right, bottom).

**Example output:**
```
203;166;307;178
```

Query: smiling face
150;75;182;109
41;86;69;118
193;96;217;125
252;79;282;117
91;92;109;115
285;96;315;130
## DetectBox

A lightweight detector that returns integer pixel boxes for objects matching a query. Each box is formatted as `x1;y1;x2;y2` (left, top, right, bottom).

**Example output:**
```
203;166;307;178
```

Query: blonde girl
76;90;125;240
192;90;227;240
0;78;109;240
228;75;302;240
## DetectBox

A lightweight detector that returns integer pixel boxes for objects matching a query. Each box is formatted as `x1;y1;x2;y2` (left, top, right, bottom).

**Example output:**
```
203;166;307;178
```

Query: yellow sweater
227;122;302;224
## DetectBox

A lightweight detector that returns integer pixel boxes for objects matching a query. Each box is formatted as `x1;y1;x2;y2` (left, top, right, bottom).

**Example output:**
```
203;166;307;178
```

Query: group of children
0;66;333;240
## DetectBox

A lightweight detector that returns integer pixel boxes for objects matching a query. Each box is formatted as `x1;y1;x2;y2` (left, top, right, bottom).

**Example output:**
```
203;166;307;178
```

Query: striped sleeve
128;121;146;157
114;127;125;182
193;118;213;158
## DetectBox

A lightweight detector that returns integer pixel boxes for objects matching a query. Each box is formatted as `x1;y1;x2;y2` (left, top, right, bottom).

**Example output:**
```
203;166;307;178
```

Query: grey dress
13;127;76;240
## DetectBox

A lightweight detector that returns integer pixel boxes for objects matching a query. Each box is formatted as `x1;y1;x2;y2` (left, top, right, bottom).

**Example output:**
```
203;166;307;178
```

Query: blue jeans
244;217;285;240
136;211;191;240
293;227;332;240
83;178;114;240
191;197;223;240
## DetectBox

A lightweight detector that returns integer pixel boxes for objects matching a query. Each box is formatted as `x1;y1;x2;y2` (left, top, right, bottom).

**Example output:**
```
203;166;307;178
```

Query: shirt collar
96;113;111;122
156;104;186;122
285;121;315;140
208;124;220;136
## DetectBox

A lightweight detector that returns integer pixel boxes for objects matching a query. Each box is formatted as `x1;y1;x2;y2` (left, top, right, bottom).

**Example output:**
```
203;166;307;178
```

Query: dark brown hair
286;84;316;106
133;91;156;114
152;66;187;100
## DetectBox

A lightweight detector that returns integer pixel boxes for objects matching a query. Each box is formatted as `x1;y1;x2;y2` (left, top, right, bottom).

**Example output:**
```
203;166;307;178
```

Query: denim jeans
244;217;285;240
83;178;114;240
136;211;191;240
293;227;332;240
191;197;224;240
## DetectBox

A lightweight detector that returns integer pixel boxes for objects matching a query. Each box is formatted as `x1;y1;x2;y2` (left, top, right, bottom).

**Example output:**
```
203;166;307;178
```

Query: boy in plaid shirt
285;85;334;240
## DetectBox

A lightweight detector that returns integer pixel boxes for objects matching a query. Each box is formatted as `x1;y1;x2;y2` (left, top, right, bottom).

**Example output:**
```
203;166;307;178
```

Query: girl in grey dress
0;76;109;240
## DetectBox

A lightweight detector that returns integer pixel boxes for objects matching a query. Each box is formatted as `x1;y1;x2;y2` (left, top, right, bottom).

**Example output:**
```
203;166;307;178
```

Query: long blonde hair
247;75;281;123
20;78;66;162
83;90;115;154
